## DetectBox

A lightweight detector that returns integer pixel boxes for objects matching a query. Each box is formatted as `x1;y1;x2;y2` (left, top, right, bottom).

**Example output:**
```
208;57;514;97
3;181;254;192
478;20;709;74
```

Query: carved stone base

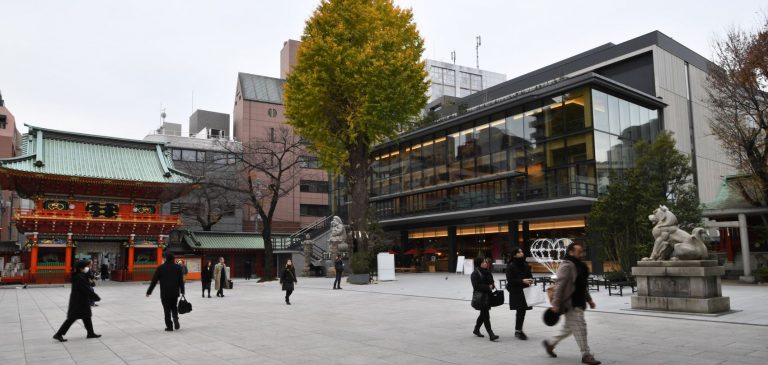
631;260;730;314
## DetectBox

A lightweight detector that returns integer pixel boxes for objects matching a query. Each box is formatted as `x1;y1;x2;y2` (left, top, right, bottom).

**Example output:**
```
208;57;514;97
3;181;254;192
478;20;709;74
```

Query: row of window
300;204;329;217
430;66;483;99
170;202;237;216
298;155;321;169
300;180;329;194
170;148;237;165
370;87;661;198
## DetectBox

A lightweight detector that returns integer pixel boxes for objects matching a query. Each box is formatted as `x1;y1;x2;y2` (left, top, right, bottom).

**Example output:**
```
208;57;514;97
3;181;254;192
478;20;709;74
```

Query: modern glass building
368;31;733;272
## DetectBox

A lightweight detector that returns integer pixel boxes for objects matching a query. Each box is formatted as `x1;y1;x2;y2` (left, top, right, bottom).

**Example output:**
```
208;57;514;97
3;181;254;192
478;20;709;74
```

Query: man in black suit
146;252;186;331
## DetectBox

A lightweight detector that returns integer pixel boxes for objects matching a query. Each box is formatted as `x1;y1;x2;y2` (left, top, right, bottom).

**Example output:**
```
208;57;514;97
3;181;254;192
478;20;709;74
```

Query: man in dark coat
147;252;186;331
244;260;252;280
506;247;534;340
53;260;101;342
333;255;344;290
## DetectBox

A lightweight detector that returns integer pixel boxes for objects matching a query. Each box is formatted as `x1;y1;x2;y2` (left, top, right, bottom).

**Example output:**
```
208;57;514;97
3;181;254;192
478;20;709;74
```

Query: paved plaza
1;274;767;365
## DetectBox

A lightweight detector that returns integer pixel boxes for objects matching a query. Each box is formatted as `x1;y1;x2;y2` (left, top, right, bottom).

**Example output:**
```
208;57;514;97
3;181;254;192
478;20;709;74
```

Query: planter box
348;273;370;285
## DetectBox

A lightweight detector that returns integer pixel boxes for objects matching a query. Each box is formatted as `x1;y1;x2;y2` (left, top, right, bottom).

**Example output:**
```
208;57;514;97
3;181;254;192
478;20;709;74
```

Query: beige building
0;92;23;245
233;41;329;234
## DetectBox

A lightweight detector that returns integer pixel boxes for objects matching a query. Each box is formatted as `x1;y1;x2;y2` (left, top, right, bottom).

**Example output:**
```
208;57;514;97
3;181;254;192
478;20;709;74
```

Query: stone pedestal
631;260;730;314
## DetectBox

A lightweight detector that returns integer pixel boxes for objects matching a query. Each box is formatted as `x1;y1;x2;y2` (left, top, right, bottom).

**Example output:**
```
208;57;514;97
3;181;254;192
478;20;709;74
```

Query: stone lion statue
642;205;709;261
330;216;345;240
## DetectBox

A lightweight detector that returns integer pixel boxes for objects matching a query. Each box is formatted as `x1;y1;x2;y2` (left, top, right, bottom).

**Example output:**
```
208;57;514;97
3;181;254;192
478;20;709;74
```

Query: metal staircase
275;216;333;264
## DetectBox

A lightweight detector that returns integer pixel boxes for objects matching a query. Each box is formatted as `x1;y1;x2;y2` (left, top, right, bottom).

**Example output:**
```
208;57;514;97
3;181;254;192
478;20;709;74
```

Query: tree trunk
262;223;275;281
346;138;370;252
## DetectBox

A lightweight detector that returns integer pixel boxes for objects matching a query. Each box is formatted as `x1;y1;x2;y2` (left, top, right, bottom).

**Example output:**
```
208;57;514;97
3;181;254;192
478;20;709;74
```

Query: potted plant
348;252;370;285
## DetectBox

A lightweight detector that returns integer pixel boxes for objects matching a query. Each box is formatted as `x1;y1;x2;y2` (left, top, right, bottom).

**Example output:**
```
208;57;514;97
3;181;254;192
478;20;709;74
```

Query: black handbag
471;291;489;310
228;280;234;289
489;290;505;307
178;295;192;314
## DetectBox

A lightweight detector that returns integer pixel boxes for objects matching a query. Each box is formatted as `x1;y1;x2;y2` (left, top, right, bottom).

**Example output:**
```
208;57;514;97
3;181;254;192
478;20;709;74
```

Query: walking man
244;260;252;280
542;242;601;365
146;252;186;332
333;255;344;289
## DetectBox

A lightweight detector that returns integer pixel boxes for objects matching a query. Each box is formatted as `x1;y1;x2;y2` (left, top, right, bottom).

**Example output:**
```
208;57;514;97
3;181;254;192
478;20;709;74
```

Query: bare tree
707;20;768;206
174;157;244;231
217;126;314;280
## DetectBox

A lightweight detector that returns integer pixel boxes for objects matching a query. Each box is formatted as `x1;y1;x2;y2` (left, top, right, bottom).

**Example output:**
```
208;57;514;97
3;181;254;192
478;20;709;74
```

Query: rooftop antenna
475;35;482;69
450;50;456;65
160;106;167;124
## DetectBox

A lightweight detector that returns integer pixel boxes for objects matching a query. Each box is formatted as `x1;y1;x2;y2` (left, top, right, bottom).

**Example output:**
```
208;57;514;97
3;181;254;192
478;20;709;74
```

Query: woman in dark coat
280;259;297;305
53;260;101;342
471;257;498;341
201;260;214;298
506;247;534;340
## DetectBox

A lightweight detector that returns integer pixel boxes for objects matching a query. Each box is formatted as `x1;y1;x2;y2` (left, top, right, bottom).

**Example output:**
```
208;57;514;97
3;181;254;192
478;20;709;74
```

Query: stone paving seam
14;289;30;364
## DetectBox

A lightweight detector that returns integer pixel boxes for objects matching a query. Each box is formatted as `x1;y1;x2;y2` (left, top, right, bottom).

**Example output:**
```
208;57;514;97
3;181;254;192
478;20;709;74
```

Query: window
196;151;206;162
300;204;329;216
298;155;321;169
300;180;329;193
0;115;6;129
470;74;483;91
170;203;183;214
181;149;196;162
171;149;182;161
444;69;455;86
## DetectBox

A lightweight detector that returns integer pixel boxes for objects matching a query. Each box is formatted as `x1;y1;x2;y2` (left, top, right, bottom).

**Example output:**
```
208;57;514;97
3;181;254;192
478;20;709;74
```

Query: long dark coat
280;266;297;291
505;258;533;310
470;267;494;310
67;272;101;319
201;265;214;283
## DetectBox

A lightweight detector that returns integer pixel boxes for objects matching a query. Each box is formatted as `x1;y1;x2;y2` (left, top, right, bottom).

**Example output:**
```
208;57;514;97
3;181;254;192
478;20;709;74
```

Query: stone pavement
0;274;766;365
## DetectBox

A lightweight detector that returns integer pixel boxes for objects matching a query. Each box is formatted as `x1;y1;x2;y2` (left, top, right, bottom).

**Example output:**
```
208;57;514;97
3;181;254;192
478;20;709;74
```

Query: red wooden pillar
127;234;135;273
29;233;39;274
65;233;73;274
156;235;165;266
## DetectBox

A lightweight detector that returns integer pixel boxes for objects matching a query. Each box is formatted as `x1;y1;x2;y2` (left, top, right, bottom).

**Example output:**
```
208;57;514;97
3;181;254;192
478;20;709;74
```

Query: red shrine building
0;125;195;283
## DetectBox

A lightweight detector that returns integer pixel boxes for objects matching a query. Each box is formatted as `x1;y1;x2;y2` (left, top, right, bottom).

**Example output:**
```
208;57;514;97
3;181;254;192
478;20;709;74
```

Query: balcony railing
14;209;181;225
374;181;597;219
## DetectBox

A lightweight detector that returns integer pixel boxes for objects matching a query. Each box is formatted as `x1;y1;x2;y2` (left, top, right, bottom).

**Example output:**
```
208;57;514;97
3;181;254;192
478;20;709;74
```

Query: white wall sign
377;253;396;281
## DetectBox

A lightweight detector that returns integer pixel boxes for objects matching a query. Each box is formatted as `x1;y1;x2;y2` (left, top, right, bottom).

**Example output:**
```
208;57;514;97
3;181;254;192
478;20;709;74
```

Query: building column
65;233;73;275
29;233;39;274
522;221;531;255
156;235;165;266
127;234;136;273
448;226;457;272
738;214;754;283
508;220;519;252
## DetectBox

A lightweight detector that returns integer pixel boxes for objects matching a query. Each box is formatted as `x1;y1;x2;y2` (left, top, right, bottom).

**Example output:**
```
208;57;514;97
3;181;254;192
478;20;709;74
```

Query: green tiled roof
703;175;760;210
0;125;194;184
184;231;265;250
238;73;284;104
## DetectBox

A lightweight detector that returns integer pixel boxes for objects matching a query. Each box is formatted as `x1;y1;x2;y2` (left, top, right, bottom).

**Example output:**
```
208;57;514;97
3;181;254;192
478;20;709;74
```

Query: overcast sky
0;0;765;139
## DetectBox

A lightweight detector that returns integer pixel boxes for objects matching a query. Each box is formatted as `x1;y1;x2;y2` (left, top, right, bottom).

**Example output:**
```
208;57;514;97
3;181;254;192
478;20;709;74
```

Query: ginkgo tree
284;0;429;252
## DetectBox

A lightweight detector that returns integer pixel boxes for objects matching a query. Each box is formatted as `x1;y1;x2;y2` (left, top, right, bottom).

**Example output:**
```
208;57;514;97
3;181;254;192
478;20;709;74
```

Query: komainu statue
642;205;709;261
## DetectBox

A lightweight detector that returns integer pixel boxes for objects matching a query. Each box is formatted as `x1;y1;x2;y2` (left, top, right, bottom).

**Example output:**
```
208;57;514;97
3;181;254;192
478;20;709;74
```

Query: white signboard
377;253;396;281
455;255;465;274
463;258;474;275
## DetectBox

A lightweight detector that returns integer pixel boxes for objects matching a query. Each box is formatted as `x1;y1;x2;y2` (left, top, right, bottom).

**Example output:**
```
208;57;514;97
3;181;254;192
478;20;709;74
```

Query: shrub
350;252;370;274
754;267;768;283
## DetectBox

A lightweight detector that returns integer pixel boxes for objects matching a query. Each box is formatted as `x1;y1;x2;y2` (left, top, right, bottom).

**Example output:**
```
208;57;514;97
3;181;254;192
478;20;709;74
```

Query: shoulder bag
178;295;192;314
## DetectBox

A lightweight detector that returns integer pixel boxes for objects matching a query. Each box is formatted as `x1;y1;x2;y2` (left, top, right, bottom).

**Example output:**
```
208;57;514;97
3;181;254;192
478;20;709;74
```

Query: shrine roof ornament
0;124;195;184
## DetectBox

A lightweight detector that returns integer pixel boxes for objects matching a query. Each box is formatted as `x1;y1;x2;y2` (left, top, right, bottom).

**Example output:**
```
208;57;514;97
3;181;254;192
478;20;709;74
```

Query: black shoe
165;327;173;332
515;331;528;340
86;334;102;339
174;322;180;330
202;294;205;298
581;354;601;365
543;340;557;358
338;287;342;290
489;334;499;342
208;295;211;298
472;329;484;338
53;334;67;342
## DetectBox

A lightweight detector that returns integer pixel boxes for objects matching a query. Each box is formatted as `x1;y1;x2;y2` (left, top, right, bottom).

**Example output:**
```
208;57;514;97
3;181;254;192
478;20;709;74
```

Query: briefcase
178;295;192;314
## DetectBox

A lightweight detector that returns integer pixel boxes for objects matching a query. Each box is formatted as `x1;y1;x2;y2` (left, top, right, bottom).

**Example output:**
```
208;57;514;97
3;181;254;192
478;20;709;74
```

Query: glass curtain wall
371;86;660;218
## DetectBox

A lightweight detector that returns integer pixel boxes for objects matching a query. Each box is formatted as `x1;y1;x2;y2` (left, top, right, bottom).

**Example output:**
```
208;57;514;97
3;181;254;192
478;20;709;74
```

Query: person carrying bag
470;257;499;342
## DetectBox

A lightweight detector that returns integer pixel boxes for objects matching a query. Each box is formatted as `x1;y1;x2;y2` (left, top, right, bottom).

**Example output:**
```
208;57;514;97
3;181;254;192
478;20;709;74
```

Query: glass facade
371;87;662;218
